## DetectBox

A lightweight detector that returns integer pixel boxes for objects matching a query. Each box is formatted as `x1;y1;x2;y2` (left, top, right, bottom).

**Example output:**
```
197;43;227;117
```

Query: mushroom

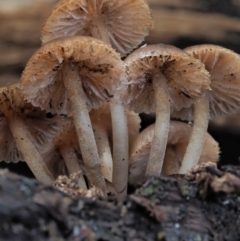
121;44;210;177
90;102;141;183
41;0;153;198
129;121;219;185
42;0;154;56
0;83;56;183
173;44;240;174
20;36;123;194
51;117;87;189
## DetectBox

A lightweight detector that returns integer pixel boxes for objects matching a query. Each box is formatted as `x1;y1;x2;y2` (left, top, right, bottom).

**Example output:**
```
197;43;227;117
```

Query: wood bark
0;165;240;241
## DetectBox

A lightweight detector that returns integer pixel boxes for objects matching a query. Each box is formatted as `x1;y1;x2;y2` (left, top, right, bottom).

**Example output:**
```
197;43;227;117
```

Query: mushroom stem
63;62;107;196
179;94;209;174
93;126;113;182
110;102;129;199
91;15;111;45
59;145;87;190
146;71;170;176
9;114;53;184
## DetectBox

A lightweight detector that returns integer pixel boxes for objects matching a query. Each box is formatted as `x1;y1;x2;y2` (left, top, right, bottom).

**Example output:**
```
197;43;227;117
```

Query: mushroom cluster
3;0;240;199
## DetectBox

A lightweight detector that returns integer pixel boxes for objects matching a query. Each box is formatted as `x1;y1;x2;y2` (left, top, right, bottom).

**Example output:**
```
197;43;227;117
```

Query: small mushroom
0;84;56;183
173;44;240;174
45;116;87;189
20;36;124;194
121;44;210;177
129;121;219;185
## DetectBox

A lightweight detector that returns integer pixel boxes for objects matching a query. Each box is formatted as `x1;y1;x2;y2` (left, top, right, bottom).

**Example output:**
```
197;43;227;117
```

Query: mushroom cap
42;0;154;56
41;147;68;179
128;121;219;185
173;44;240;120
0;83;26;115
45;116;84;178
0;83;69;177
0;115;23;163
120;44;210;113
26;114;70;178
52;117;79;147
20;36;124;115
0;107;61;165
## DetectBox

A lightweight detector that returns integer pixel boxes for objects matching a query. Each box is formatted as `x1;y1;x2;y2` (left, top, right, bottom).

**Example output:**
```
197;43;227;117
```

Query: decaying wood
0;164;240;241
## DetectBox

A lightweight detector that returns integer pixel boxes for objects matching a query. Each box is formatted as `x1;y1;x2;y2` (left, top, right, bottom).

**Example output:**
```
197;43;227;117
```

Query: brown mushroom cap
173;44;240;120
53;117;79;147
26;114;69;178
42;0;154;56
161;121;219;176
0;88;63;173
129;121;219;184
121;44;210;113
0;115;23;163
20;36;123;115
0;114;64;168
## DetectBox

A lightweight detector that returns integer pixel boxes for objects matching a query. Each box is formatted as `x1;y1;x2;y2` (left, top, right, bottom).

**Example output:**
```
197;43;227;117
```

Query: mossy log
0;165;240;241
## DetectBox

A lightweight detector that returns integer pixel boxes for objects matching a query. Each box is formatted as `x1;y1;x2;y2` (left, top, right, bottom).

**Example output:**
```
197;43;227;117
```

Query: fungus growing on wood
129;121;219;185
20;36;123;195
121;44;210;177
173;44;240;174
42;0;153;199
0;84;55;184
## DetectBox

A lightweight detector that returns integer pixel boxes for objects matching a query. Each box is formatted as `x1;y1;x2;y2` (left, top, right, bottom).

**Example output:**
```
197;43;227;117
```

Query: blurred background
0;0;240;177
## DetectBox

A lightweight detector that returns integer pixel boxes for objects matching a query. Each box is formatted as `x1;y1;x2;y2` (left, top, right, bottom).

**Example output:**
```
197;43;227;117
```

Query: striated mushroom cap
26;114;69;178
120;44;210;113
129;121;219;185
20;36;124;115
0;106;62;168
173;44;240;120
42;0;154;56
52;117;79;147
0;115;23;163
0;83;55;162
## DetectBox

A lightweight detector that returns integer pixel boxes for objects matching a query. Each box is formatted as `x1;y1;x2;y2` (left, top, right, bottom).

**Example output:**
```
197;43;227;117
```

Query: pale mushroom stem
62;62;107;196
93;126;113;182
91;16;129;198
59;145;87;190
91;15;111;45
179;94;209;174
110;102;129;199
146;71;170;176
9;114;53;184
